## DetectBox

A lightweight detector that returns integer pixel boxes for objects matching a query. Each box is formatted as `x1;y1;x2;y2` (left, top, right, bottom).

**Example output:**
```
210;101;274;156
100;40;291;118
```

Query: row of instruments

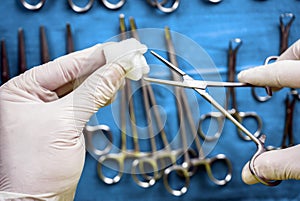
0;12;298;196
85;12;297;195
18;0;224;13
18;0;193;13
86;15;233;197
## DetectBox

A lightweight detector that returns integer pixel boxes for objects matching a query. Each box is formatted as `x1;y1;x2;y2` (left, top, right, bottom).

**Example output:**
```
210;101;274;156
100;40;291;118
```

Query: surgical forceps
96;76;148;185
145;51;281;186
198;39;262;141
18;28;27;74
97;14;149;185
1;40;10;85
160;27;232;196
251;13;295;102
128;17;182;188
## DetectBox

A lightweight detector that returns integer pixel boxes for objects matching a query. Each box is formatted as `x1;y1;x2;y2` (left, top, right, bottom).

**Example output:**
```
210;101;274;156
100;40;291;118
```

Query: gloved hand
238;39;300;184
0;38;149;200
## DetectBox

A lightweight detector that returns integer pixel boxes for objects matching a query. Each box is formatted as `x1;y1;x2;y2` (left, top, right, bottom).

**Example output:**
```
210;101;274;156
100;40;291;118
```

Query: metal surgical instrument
66;23;74;54
150;0;180;13
278;13;297;149
129;17;182;188
97;14;149;185
280;89;299;148
279;13;295;54
251;56;276;102
161;27;232;196
67;0;125;13
147;50;281;186
40;26;50;64
1;40;10;85
18;28;27;74
129;16;159;188
204;0;222;3
96;73;149;185
19;0;179;13
251;12;295;102
19;0;46;11
19;0;125;12
84;124;113;157
266;88;299;151
198;39;262;141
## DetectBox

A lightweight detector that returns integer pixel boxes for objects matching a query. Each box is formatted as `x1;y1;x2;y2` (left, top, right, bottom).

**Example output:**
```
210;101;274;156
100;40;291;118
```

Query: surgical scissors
198;39;262;141
251;12;295;102
146;50;281;186
1;40;10;85
161;27;232;196
97;14;150;185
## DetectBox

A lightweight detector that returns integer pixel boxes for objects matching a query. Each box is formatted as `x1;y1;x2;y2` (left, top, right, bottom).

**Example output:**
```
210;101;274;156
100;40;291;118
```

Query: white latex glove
238;39;300;90
0;38;149;200
237;39;300;184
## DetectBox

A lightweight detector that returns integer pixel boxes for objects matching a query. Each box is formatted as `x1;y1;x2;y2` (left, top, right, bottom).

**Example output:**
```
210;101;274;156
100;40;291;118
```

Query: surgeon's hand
0;38;149;200
238;39;300;184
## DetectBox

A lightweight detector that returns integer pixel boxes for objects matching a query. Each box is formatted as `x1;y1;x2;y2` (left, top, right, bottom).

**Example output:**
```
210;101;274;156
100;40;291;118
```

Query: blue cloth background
1;1;300;200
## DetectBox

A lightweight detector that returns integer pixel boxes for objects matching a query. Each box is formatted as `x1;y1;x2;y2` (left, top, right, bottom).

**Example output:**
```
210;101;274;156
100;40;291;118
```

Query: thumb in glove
238;39;300;184
238;39;300;90
242;145;300;184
